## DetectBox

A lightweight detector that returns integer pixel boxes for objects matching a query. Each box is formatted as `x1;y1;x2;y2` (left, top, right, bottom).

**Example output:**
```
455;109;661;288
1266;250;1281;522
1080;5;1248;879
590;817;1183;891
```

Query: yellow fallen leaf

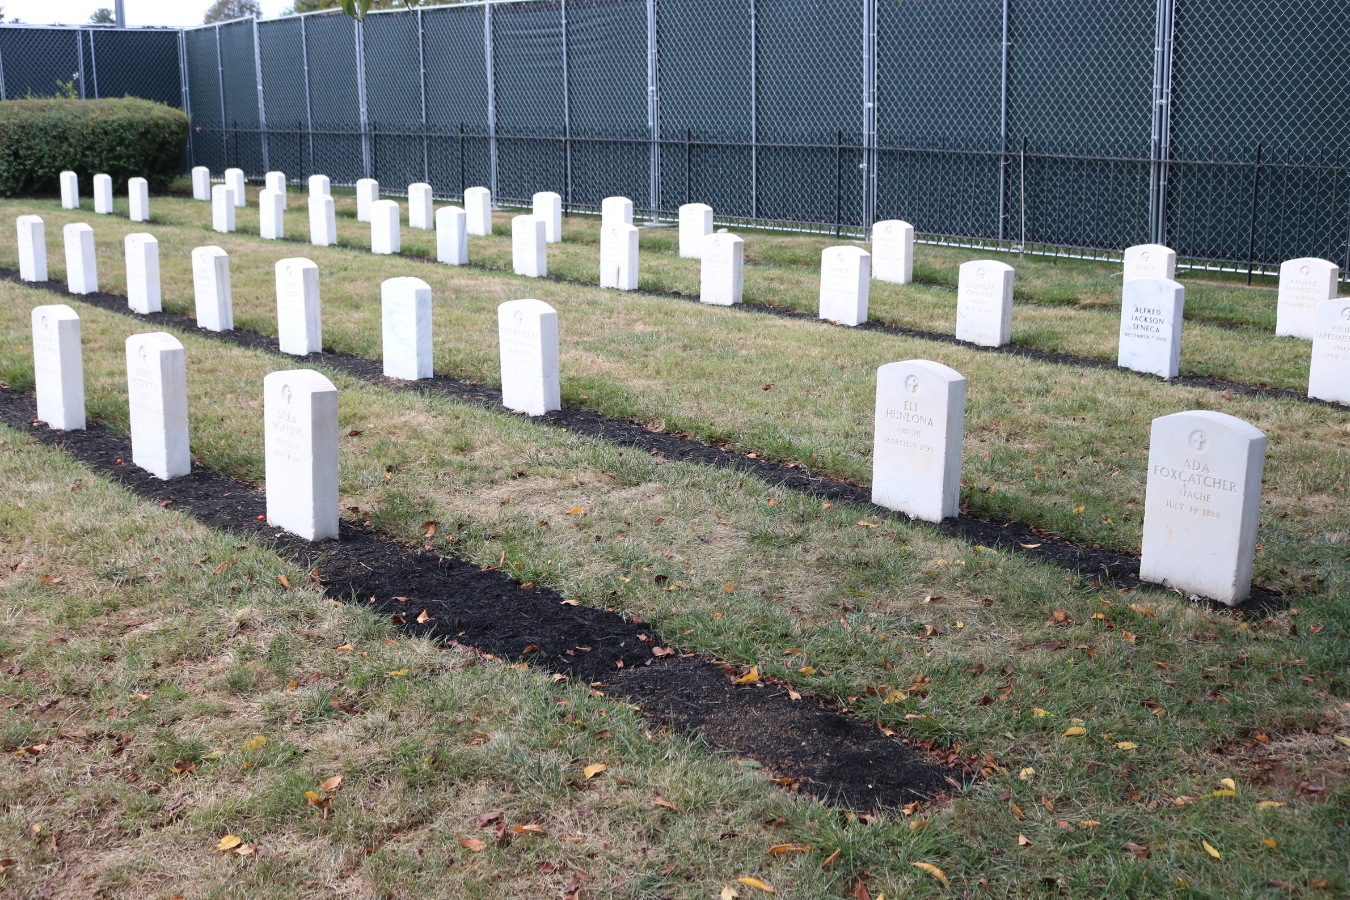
1062;726;1086;738
1073;505;1085;514
1207;790;1237;798
1202;840;1221;860
334;643;353;652
1019;767;1035;780
1334;735;1350;748
567;506;585;515
387;669;409;676
304;790;322;806
1128;603;1155;617
320;775;343;792
736;877;775;893
241;736;266;752
1018;833;1033;847
277;574;291;589
883;690;907;704
911;861;948;887
766;844;811;855
1034;708;1050;718
1256;801;1285;809
797;666;816;676
1079;820;1102;828
1090;612;1107;620
734;666;760;685
457;835;486;852
217;835;242;852
1115;741;1138;750
1220;777;1236;791
1262;839;1277;848
583;763;607;779
1010;801;1024;820
720;888;739;900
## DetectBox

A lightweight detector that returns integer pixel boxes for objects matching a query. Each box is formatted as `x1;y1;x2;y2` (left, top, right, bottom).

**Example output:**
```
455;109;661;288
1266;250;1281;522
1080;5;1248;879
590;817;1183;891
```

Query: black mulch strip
0;387;958;809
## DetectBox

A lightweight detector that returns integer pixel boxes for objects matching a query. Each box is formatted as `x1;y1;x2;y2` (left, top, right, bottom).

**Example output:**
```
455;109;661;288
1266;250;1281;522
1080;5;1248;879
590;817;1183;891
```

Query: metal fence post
862;0;877;236
89;30;100;98
178;28;192;166
749;0;757;220
215;24;227;163
561;0;572;213
1156;0;1176;246
356;18;370;180
418;8;428;184
1246;143;1262;284
646;0;660;221
484;4;497;202
997;0;1009;240
1148;0;1175;244
253;17;269;174
75;30;85;99
300;15;313;178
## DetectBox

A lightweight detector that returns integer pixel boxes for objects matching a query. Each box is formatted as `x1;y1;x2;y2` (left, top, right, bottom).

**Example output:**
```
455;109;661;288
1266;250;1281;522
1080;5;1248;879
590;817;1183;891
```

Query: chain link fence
2;1;1348;276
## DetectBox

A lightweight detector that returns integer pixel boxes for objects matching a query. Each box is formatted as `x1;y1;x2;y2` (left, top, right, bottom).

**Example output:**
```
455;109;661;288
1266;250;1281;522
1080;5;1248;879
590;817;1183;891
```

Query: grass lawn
0;189;1346;897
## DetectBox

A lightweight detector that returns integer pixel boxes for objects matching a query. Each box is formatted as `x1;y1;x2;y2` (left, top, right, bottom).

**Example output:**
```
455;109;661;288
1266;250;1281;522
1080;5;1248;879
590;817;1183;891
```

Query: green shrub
0;97;189;197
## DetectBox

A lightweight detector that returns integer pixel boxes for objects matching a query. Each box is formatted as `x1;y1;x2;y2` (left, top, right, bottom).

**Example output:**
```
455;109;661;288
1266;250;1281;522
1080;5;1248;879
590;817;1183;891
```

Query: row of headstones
58;171;152;222
28;289;1268;606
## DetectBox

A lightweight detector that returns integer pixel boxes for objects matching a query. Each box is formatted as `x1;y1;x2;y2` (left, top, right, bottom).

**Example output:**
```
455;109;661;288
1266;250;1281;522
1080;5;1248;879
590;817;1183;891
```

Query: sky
2;0;291;27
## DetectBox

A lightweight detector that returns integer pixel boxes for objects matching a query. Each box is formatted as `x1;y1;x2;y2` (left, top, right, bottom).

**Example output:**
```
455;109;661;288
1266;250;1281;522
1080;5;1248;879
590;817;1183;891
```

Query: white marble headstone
1140;410;1265;605
436;206;468;265
212;185;236;233
308;174;331;198
309;194;336;247
464;186;492;235
93;173;113;215
1276;257;1338;340
381;277;433;381
259;188;285;240
264;369;339;542
124;232;162;314
1309;298;1350;405
956;259;1014;347
371;199;400;254
225;168;246;207
409;182;434;230
498;299;560;416
31;304;84;430
872;220;915;285
872;359;965;523
125;332;191;480
699;231;743;306
356;178;378;222
601;196;633;228
63;223;97;295
192;245;233;332
819;246;871;326
192;166;211;201
128;177;149;223
60;171;79;209
1122;243;1177;282
599;223;639;290
533;191;562;242
512;215;547;277
1118;277;1185;378
16;215;47;282
265;170;288;208
275;258;322;356
679;203;713;259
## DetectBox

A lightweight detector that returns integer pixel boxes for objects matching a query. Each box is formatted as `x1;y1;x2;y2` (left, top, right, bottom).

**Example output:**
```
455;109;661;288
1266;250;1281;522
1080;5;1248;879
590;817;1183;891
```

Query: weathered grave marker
356;178;379;222
264;369;339;542
956;259;1014;347
871;359;965;523
409;182;434;230
192;245;233;332
128;177;149;223
93;173;113;214
309;194;336;247
381;276;433;381
259;188;285;240
533;191;562;242
192;166;211;201
1122;243;1177;282
16;215;47;282
436;206;468;265
275;258;322;356
512;215;547;277
371;199;401;255
308;174;331;198
1118;277;1185;378
60;171;79;209
125;331;191;480
225;168;246;207
211;185;236;233
602;196;633;228
699;231;743;306
679;203;713;258
818;246;871;326
871;219;914;284
498;299;560;416
1276;257;1338;340
600;223;639;290
124;232;162;314
465;186;492;235
265;170;288;207
63;223;97;294
31;304;84;430
1309;298;1350;405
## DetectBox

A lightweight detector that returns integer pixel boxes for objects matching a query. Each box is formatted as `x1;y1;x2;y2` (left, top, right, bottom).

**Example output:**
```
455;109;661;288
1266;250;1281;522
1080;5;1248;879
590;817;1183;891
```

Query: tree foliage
203;0;261;23
88;8;114;24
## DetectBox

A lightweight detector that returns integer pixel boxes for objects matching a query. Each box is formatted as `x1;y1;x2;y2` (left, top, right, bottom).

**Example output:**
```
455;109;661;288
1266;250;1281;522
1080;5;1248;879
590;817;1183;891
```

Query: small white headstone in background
128;177;149;222
819;246;871;326
512;215;547;277
356;178;379;222
601;196;633;228
225;168;246;207
1276;257;1338;340
1118;277;1185;378
1122;243;1177;282
212;185;236;233
192;166;211;201
93;174;113;215
192;245;233;332
408;182;434;230
31;304;84;430
259;188;285;240
264;369;339;542
63;223;98;295
956;259;1014;347
872;219;914;284
371;199;401;254
265;170;288;208
872;359;965;523
1140;410;1266;605
308;174;330;198
60;171;79;209
381;276;433;381
700;231;743;305
436;206;468;265
533;191;562;242
498;299;560;416
17;215;47;282
275;258;322;356
309;194;336;247
465;186;492;235
124;232;162;314
599;223;639;290
1309;298;1350;405
679;203;713;259
125;331;191;480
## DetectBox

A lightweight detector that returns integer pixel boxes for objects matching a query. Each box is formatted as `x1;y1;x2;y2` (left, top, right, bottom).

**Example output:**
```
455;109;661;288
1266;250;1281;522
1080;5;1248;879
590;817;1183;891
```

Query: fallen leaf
457;835;486;852
212;559;230;576
1334;735;1350;748
567;506;584;515
720;888;739;900
1310;879;1328;889
821;849;841;868
1262;839;1277;848
1080;820;1102;828
1010;801;1024;820
734;667;760;685
1018;833;1032;847
277;575;291;589
334;643;353;652
736;877;775;893
583;763;607;779
1115;741;1138;750
1124;841;1151;859
652;794;678;811
1202;840;1221;860
241;736;266;752
512;824;546;835
910;862;948;886
1208;789;1237;798
1128;603;1155;617
767;844;810;855
1062;726;1086;737
387;669;409;677
1033;708;1049;718
724;581;735;593
217;835;242;852
797;666;816;676
304;791;322;806
320;775;343;792
130;693;150;702
417;609;433;623
1019;767;1035;780
234;843;255;856
1256;801;1285;809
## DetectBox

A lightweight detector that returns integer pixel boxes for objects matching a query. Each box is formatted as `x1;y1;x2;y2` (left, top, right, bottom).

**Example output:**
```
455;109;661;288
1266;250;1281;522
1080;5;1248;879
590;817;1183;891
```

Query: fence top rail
180;0;562;32
0;22;182;31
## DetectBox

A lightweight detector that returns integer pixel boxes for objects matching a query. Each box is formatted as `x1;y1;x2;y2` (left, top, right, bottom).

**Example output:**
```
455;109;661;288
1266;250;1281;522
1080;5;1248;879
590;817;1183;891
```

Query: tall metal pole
997;0;1009;240
646;0;659;221
0;43;7;101
253;17;269;174
114;0;125;28
215;24;227;163
89;29;101;98
862;0;877;236
177;29;192;166
355;18;370;180
75;30;85;99
418;8;428;184
1246;143;1262;285
300;15;313;177
561;0;572;211
1155;0;1176;246
484;4;497;202
749;0;757;220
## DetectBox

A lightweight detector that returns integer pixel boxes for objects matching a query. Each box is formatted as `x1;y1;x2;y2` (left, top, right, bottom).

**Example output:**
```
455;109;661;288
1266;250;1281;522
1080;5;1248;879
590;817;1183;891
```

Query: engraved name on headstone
264;369;340;542
1122;243;1177;282
871;359;966;523
1276;257;1339;340
818;246;871;326
497;299;561;416
125;331;191;480
1118;277;1185;378
275;258;322;356
679;203;713;259
956;259;1014;347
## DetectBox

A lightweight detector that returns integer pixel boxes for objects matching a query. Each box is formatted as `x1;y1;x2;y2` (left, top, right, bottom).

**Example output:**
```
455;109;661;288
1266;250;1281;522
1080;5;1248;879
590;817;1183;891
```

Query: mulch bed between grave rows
0;386;962;810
